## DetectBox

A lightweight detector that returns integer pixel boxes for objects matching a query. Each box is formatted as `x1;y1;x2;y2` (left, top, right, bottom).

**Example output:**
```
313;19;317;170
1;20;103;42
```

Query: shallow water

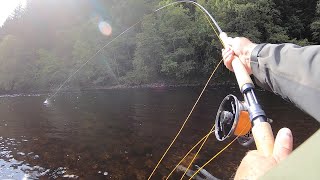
0;87;318;179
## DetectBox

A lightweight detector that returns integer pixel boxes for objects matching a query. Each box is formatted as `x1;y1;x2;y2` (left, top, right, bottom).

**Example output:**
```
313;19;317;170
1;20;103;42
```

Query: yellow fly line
148;59;222;179
180;124;216;180
188;121;251;180
165;126;215;179
148;2;227;179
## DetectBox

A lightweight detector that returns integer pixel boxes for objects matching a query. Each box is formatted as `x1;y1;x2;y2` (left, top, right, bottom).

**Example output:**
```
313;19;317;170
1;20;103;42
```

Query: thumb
273;128;293;162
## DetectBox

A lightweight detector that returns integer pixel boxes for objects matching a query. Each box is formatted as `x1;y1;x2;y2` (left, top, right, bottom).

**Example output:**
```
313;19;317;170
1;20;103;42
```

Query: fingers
222;48;234;71
229;37;254;56
231;37;242;55
221;36;256;74
224;37;235;47
273;128;293;163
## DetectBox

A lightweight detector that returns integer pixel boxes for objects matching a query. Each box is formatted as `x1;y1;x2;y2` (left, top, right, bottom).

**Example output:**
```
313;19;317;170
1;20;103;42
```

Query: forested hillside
0;0;319;92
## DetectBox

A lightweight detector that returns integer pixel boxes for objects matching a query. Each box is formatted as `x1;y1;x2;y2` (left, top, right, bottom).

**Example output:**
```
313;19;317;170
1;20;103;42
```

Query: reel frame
215;94;254;146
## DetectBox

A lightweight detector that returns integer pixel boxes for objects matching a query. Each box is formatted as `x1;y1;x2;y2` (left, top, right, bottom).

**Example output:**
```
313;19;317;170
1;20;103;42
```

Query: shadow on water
0;87;318;179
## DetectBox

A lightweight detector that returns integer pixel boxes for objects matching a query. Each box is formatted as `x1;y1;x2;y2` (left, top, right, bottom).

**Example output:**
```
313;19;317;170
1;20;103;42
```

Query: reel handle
220;32;274;157
219;32;254;89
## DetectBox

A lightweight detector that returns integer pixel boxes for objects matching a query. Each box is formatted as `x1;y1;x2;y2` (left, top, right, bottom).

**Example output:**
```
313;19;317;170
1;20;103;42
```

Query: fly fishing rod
164;2;275;155
173;0;275;156
216;33;275;156
149;1;276;179
189;32;276;180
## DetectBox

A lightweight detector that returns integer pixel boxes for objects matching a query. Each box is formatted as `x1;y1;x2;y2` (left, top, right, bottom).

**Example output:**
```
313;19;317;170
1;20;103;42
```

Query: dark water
0;87;318;179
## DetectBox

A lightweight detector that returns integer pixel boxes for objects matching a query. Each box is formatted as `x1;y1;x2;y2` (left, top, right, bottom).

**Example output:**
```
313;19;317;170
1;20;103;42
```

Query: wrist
243;43;257;74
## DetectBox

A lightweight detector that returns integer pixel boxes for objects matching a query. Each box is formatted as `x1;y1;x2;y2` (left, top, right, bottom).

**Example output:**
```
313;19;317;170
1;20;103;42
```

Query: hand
235;128;293;180
222;37;257;75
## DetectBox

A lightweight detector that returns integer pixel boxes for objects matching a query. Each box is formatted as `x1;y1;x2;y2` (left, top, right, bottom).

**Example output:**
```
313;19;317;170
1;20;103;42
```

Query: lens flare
98;21;112;36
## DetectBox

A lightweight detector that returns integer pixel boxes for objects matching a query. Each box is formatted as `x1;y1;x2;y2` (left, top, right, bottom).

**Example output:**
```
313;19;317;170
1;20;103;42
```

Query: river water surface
0;87;318;179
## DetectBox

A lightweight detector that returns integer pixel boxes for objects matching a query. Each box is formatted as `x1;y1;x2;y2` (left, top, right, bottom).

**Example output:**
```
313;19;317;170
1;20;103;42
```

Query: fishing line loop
42;1;233;179
188;121;251;180
165;127;215;179
148;1;226;179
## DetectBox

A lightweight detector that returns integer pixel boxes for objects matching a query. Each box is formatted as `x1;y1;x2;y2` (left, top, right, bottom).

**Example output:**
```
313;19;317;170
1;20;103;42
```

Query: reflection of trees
0;96;53;138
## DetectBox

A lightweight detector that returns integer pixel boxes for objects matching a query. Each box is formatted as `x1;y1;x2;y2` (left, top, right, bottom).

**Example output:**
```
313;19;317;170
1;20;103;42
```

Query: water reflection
0;137;50;179
0;94;42;98
0;136;75;179
0;88;318;179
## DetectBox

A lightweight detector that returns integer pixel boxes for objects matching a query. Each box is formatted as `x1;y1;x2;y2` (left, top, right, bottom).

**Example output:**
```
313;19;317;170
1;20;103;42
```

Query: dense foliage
0;0;319;92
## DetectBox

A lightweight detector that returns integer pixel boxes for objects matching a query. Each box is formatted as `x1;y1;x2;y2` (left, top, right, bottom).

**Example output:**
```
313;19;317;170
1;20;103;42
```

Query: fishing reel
214;94;273;146
215;95;254;146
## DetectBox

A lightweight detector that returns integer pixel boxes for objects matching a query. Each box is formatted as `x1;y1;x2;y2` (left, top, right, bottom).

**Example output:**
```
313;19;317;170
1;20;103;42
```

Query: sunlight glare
0;0;27;26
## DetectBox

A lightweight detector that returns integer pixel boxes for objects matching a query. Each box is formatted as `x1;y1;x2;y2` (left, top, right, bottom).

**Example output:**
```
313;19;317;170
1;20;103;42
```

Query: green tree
33;49;66;89
311;0;320;43
0;35;32;91
0;0;319;92
158;3;196;79
129;14;165;84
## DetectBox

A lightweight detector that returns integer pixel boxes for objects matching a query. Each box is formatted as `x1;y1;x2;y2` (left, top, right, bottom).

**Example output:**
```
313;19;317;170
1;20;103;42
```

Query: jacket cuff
250;43;267;63
250;43;271;91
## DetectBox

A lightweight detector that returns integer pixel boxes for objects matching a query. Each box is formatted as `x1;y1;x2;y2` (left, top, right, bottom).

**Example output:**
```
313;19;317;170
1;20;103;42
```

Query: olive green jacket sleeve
250;43;320;122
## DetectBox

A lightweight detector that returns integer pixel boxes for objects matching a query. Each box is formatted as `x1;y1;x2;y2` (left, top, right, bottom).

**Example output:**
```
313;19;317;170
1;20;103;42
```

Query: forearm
251;43;320;121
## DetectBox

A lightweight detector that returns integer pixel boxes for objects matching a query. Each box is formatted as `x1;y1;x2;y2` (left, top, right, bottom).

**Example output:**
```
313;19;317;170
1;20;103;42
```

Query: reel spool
215;95;254;146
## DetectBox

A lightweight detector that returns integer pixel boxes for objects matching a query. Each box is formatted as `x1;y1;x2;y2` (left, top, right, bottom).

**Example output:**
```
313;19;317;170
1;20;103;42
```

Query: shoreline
90;82;235;90
0;82;237;95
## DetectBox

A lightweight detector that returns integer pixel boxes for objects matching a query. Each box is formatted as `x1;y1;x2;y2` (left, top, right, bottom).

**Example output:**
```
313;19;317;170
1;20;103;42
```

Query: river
0;87;318;179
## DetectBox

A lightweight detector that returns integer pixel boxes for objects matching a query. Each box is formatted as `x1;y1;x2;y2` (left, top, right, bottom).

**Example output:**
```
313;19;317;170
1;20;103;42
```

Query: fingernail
278;128;292;138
